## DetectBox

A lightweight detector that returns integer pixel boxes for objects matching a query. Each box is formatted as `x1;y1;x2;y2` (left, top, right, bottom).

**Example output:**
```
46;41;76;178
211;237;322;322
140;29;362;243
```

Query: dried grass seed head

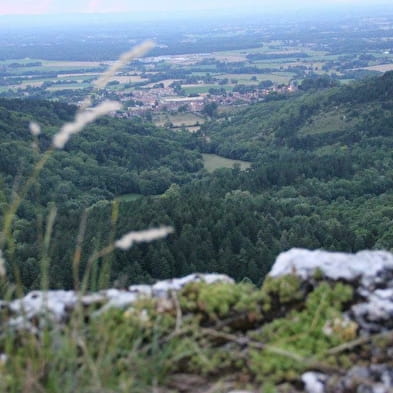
53;101;122;149
115;227;174;250
29;122;41;136
94;41;155;89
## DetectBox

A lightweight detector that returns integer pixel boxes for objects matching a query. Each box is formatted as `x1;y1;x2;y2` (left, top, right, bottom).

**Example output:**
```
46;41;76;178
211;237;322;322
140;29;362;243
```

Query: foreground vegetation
0;275;369;393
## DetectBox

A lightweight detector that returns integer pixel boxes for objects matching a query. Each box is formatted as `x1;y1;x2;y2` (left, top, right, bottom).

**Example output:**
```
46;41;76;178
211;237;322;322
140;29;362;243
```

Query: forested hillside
3;72;393;290
0;99;202;288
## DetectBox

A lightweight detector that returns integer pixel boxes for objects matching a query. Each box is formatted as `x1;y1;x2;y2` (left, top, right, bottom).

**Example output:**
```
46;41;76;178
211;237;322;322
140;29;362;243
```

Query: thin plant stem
98;200;119;290
40;205;57;291
72;209;88;291
81;244;115;293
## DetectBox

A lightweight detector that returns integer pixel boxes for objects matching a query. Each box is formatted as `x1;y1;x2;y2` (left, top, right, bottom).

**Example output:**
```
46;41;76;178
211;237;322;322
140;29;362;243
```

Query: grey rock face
270;249;393;393
270;248;393;333
3;273;234;330
325;366;393;393
302;372;327;393
269;248;393;289
352;288;393;331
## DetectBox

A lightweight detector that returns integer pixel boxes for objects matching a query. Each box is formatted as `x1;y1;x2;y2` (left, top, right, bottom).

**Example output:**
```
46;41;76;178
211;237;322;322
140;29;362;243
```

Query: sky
0;0;391;15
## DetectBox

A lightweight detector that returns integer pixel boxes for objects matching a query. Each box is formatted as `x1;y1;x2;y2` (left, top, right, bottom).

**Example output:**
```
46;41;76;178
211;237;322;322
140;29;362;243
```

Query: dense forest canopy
2;72;393;290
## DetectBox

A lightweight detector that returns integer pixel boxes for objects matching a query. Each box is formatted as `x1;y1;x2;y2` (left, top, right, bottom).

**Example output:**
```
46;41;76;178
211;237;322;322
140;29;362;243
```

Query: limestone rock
9;290;77;322
302;372;327;393
270;248;393;333
325;365;393;393
151;273;234;297
269;248;393;289
4;273;234;330
352;288;393;331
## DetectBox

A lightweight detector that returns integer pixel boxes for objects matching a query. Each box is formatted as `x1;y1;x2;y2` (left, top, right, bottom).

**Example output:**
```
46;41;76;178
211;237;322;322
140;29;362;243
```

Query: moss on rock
249;282;354;383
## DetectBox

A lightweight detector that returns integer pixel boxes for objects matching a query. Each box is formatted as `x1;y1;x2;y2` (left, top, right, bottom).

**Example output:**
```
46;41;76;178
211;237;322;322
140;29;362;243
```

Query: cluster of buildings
114;81;298;117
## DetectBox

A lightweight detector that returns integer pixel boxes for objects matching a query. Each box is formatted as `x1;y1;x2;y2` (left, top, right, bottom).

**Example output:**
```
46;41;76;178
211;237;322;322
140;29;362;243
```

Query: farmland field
202;154;251;172
41;60;109;67
47;83;90;91
2;24;392;110
217;72;295;84
116;194;143;202
154;112;204;128
361;64;393;72
183;84;234;94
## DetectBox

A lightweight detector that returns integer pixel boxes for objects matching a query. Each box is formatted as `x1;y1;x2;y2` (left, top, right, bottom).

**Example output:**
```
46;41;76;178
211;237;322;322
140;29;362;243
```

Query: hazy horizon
1;0;393;16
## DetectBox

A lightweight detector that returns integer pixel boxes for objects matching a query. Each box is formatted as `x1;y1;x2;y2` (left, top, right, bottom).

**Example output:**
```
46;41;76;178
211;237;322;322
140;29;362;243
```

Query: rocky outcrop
270;248;393;290
1;249;393;393
270;248;393;332
269;249;393;393
2;273;233;331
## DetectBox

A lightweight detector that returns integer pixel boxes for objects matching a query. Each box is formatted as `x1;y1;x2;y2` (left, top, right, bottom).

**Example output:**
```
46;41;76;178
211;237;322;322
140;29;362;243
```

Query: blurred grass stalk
0;41;161;292
0;39;184;393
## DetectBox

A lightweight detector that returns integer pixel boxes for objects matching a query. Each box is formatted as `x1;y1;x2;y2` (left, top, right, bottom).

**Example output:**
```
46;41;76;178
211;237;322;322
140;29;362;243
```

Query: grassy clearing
202;153;251;172
299;109;356;136
154;112;205;127
42;60;108;67
109;75;147;84
56;75;97;82
182;85;216;94
0;87;13;93
211;46;273;57
218;72;295;84
116;193;143;202
259;73;295;84
190;72;211;77
170;113;204;126
144;79;177;88
361;63;393;72
186;126;201;133
8;66;101;76
20;77;58;83
264;72;296;84
47;83;90;91
61;72;100;77
218;73;262;82
209;45;311;62
0;58;46;65
340;79;355;85
259;60;324;68
210;53;249;62
18;81;45;88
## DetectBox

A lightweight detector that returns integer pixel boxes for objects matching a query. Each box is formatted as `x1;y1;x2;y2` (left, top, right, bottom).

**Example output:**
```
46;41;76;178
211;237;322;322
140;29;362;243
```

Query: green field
57;75;97;82
202;153;251;172
116;193;143;202
8;66;101;76
154;112;204;127
47;83;90;91
182;84;220;94
217;72;295;85
340;79;355;85
0;58;46;65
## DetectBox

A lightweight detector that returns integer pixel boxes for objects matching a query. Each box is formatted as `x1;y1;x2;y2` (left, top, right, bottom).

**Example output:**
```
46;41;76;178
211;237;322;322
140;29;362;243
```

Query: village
112;80;299;119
